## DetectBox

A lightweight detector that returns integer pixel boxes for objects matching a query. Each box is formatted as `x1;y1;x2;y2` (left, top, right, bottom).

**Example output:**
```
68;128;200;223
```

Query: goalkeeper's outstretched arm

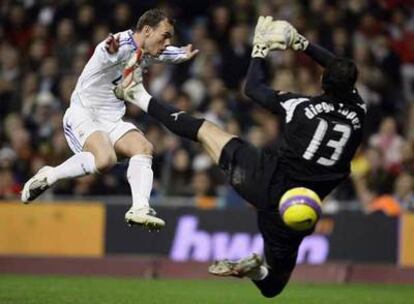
304;42;336;67
244;57;303;117
291;31;336;67
244;58;280;113
243;16;293;114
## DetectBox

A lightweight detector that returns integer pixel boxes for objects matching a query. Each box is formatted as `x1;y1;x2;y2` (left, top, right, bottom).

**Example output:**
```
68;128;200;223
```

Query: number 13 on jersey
303;118;351;166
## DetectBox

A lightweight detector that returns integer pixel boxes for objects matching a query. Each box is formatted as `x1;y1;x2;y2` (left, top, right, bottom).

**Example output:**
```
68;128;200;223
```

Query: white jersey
71;29;188;121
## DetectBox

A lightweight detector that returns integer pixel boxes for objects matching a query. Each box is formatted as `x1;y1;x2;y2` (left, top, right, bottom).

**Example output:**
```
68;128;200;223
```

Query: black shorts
218;138;320;270
218;137;280;210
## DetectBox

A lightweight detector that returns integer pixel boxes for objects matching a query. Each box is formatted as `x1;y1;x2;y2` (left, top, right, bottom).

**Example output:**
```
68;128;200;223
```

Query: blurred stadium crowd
1;0;414;214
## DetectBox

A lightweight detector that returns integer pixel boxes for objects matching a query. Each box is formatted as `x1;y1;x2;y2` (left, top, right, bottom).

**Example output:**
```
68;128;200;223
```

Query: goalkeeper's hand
113;49;144;102
268;20;296;51
251;17;297;58
275;21;309;51
271;21;309;51
266;20;311;52
291;32;309;51
252;16;276;58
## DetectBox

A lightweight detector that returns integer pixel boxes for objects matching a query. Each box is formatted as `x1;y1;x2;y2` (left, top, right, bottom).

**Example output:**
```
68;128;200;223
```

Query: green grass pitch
1;274;413;304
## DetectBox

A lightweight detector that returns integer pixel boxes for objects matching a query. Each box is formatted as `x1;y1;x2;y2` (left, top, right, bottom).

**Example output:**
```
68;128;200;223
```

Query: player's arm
305;43;336;67
149;44;199;64
244;58;284;114
244;58;304;115
244;17;299;114
96;33;131;64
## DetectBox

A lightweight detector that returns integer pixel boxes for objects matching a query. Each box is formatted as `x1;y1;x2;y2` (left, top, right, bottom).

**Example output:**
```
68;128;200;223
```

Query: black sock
147;98;204;142
252;271;288;298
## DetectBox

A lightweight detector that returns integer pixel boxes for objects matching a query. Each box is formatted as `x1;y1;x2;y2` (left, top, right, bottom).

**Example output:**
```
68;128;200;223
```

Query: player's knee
95;151;117;172
140;139;153;155
127;135;153;156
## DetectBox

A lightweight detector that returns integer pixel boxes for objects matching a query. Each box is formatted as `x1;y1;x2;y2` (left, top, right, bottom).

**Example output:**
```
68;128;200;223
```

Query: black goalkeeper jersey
245;54;365;184
275;90;365;181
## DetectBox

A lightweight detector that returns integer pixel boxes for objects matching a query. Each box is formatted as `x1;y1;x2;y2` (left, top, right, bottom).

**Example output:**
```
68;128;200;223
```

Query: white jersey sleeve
144;46;188;65
95;36;133;65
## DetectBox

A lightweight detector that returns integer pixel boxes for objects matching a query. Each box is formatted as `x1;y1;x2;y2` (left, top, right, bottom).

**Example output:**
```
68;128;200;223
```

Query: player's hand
291;32;309;51
251;18;308;55
181;44;199;61
268;20;296;51
252;16;274;58
105;33;120;54
271;21;309;51
113;49;143;101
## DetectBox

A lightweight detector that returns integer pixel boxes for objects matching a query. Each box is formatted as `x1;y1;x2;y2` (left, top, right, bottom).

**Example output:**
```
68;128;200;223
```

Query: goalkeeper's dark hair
322;58;358;97
135;9;175;31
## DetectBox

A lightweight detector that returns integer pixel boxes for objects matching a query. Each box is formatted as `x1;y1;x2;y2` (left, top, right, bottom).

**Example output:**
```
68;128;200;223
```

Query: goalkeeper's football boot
21;166;53;203
208;253;263;278
125;206;165;231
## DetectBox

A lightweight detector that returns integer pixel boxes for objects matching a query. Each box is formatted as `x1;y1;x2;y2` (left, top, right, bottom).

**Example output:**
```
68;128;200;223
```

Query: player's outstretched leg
115;59;238;165
114;55;205;143
21;152;97;202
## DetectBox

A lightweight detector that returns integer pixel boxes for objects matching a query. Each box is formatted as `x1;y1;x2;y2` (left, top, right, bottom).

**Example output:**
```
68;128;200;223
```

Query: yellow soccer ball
279;187;322;231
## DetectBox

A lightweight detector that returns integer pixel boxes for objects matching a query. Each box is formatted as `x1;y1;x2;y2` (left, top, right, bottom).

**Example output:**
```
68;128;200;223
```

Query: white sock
247;266;269;281
47;152;97;185
127;154;153;209
130;83;152;112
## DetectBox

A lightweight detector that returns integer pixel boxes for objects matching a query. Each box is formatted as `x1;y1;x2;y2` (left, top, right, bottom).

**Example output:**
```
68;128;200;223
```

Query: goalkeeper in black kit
114;17;365;298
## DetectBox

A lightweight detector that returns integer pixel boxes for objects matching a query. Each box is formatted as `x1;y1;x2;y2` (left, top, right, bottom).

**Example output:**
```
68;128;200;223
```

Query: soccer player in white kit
21;9;198;230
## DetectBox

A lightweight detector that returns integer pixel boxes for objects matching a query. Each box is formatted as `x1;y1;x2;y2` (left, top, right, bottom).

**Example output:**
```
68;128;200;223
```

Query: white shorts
62;104;138;154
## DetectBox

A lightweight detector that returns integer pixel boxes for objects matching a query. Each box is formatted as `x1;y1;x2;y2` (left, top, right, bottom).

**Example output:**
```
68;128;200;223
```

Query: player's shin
47;151;97;184
127;154;153;209
125;154;165;230
147;97;204;142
